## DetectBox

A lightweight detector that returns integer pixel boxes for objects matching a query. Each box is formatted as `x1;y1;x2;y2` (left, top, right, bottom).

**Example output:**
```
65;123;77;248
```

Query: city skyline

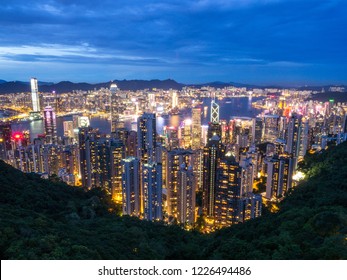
0;0;347;86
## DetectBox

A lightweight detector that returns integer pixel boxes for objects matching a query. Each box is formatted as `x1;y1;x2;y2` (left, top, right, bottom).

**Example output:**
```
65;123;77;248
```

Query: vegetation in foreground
1;142;347;259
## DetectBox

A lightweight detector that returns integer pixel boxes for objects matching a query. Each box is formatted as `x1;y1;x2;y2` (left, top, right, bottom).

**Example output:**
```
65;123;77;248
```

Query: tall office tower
122;157;141;217
171;90;178;108
202;135;225;218
110;139;125;202
211;99;220;123
0;123;12;160
166;149;194;218
177;164;196;225
191;108;202;150
164;126;179;150
110;83;124;132
254;118;263;144
207;122;222;142
214;154;241;227
43;106;57;144
125;130;137;157
265;155;293;200
201;125;209;146
181;119;192;149
63;121;74;138
30;78;40;112
148;93;155;111
262;115;280;142
142;162;162;221
137;113;156;163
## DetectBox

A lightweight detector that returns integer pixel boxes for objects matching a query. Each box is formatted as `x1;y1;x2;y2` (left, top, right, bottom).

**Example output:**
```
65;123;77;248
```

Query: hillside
0;143;346;259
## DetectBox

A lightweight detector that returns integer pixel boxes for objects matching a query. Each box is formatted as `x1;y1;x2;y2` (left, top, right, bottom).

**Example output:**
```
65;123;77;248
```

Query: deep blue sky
0;0;346;85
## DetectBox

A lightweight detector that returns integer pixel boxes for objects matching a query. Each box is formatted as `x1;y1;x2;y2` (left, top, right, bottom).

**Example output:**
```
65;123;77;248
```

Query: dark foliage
1;142;347;259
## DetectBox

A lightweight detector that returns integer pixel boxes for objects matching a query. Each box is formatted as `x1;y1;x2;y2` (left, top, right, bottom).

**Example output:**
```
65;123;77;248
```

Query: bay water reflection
11;97;263;141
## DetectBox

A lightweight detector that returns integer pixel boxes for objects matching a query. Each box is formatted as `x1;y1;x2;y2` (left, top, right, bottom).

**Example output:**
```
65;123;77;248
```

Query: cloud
0;0;346;84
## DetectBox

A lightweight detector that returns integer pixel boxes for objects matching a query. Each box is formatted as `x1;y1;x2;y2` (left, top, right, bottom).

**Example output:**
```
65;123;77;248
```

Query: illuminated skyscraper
211;99;219;123
265;155;293;200
191;108;202;150
181;119;192;149
110;83;124;132
110;139;125;201
166;149;194;219
164;126;179;150
171;90;178;108
137;113;156;163
285;113;302;156
43;106;57;144
148;93;155;111
214;154;241;227
30;78;40;112
207;122;222;142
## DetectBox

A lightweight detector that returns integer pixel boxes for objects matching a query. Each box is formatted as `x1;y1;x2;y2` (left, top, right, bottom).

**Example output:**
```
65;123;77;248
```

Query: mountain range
0;79;346;95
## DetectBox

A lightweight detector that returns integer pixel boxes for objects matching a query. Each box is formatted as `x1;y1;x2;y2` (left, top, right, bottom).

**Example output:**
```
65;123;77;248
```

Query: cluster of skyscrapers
1;79;347;231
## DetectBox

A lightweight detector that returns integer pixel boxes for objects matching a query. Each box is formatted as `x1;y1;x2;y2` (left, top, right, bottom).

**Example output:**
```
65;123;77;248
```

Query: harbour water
10;97;263;140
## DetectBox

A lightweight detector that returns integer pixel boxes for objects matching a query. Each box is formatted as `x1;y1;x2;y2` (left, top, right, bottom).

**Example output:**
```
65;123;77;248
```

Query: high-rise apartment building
166;148;194;219
214;154;241;227
177;164;195;225
142;162;162;221
122;157;141;217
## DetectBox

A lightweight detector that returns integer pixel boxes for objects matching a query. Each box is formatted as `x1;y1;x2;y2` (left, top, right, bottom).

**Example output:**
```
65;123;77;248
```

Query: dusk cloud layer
0;0;346;85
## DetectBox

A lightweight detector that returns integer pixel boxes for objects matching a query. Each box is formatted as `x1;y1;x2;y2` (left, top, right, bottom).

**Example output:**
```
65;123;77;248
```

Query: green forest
1;142;346;259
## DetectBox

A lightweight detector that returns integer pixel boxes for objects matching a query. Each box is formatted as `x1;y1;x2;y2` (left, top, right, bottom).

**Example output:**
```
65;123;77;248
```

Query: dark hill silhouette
0;79;184;94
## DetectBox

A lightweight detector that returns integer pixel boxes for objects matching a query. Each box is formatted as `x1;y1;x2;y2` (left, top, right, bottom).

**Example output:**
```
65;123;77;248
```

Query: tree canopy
1;142;347;259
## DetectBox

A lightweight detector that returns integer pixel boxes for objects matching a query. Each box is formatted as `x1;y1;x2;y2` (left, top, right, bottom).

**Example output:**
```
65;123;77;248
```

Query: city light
1;77;346;234
12;132;23;140
293;171;305;181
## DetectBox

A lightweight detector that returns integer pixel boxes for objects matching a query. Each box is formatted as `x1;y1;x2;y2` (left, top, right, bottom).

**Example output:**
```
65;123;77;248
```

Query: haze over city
1;0;346;85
